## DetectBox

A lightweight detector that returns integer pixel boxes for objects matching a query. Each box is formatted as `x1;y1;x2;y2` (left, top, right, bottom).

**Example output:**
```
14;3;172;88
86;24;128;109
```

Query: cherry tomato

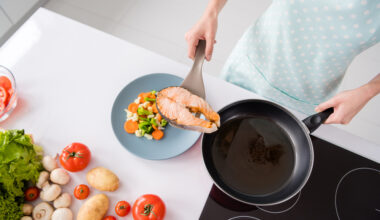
132;194;165;220
59;142;91;172
25;187;39;201
103;216;117;220
0;87;8;104
0;102;4;112
0;76;12;91
115;200;131;217
74;184;90;200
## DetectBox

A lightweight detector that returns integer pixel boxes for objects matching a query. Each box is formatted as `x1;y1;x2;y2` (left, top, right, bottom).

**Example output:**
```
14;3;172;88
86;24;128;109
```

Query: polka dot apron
222;0;380;114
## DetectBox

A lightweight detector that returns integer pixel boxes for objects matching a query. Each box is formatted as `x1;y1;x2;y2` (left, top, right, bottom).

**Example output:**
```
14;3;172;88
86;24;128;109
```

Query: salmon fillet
156;87;220;133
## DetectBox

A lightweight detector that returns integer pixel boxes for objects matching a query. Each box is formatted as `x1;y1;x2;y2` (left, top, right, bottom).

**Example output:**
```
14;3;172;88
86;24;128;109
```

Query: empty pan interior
202;99;313;205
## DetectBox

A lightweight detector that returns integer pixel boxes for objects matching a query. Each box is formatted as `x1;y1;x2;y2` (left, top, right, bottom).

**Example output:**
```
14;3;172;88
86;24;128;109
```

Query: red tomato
103;216;116;220
0;76;12;91
132;194;165;220
0;102;4;112
25;187;39;201
74;184;90;200
0;87;8;104
115;200;131;217
59;143;91;172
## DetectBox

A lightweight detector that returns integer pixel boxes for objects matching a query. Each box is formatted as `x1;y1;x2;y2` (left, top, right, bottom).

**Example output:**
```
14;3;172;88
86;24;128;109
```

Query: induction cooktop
199;136;380;220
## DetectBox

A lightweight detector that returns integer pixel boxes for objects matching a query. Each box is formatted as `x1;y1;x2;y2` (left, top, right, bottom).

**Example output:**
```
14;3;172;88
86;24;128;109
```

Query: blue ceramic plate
111;73;201;160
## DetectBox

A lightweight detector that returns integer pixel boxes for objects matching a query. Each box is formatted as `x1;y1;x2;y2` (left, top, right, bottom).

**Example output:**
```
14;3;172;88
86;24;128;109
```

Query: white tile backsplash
0;10;12;36
0;0;39;22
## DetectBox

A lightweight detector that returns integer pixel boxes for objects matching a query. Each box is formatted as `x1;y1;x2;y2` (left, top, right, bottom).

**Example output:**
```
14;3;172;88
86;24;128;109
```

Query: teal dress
222;0;380;114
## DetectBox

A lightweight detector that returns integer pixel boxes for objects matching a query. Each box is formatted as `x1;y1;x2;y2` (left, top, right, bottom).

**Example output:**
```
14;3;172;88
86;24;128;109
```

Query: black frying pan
202;99;333;206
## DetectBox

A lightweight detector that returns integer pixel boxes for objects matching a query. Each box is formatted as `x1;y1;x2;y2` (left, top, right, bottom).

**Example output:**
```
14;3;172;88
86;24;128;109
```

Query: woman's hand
315;86;373;124
185;12;218;61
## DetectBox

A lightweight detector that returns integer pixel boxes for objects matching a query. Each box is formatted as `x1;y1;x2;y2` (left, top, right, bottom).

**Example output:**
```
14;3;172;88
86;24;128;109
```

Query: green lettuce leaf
0;129;43;219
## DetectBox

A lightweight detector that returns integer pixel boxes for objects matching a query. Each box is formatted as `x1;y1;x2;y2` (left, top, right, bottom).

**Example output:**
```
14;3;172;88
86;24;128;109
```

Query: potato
86;167;119;191
77;194;109;220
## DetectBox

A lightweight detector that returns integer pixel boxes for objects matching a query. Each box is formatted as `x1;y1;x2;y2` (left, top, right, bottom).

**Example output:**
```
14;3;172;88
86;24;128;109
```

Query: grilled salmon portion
156;87;220;133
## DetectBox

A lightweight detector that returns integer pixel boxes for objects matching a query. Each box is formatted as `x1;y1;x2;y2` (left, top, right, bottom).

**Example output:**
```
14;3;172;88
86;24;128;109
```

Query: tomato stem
65;150;84;161
140;204;156;217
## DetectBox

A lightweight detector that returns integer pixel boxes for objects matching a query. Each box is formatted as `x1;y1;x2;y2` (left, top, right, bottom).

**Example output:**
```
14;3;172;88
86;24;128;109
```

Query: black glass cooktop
200;136;380;220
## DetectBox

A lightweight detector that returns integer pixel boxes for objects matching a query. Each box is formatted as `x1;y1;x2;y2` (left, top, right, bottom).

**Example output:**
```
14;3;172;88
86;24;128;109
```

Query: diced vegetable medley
124;90;168;140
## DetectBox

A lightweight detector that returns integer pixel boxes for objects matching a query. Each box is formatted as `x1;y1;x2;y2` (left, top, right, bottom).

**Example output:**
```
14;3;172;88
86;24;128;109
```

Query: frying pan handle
302;108;334;133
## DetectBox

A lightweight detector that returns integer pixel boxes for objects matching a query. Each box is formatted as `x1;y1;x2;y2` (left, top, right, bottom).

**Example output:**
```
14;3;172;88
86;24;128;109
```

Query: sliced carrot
152;104;158;113
156;114;162;122
138;93;145;100
152;129;164;140
124;120;139;134
152;124;158;130
148;93;155;99
128;103;139;113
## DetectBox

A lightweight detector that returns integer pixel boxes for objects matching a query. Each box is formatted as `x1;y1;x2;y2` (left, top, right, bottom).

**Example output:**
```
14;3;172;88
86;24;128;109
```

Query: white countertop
0;8;379;220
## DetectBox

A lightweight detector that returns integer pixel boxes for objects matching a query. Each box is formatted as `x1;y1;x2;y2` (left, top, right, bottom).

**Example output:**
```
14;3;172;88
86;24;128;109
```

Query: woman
185;0;380;124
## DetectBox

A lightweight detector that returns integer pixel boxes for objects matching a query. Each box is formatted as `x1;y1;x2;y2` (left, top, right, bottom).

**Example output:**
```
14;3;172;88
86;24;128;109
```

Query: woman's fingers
315;97;340;124
187;37;199;60
205;34;215;61
315;97;338;113
324;112;339;124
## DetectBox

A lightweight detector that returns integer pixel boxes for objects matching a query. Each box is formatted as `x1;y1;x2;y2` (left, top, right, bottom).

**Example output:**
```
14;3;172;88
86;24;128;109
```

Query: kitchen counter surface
0;8;379;219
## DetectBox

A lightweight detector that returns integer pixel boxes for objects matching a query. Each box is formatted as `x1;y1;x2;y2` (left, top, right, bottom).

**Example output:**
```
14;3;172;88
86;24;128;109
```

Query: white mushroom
22;203;33;215
40;183;62;202
42;154;58;172
54;193;72;208
33;202;54;220
36;171;50;189
21;216;33;220
51;208;73;220
50;168;70;185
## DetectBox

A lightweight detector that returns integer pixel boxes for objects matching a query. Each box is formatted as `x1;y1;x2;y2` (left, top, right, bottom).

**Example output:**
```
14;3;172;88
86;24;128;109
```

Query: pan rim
202;99;314;206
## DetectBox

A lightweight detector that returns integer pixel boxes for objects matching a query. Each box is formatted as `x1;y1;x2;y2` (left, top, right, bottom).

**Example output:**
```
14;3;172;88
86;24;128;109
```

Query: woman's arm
185;0;227;61
315;73;380;124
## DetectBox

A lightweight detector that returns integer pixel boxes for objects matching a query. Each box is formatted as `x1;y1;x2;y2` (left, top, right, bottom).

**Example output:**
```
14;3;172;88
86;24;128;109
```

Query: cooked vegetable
74;184;90;200
59;142;91;172
40;183;62;202
115;200;131;217
24;187;39;201
77;194;109;220
52;208;73;220
124;120;139;134
103;216;117;220
86;167;119;192
137;107;152;116
36;171;50;189
161;119;168;127
0;129;43;220
152;129;164;140
128;103;139;113
125;90;169;140
132;194;166;220
144;97;156;102
33;202;53;220
50;168;70;185
54;192;72;208
22;204;33;215
42;155;58;172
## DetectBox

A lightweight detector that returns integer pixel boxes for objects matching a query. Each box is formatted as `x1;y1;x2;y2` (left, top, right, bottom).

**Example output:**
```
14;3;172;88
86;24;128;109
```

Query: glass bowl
0;65;17;122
